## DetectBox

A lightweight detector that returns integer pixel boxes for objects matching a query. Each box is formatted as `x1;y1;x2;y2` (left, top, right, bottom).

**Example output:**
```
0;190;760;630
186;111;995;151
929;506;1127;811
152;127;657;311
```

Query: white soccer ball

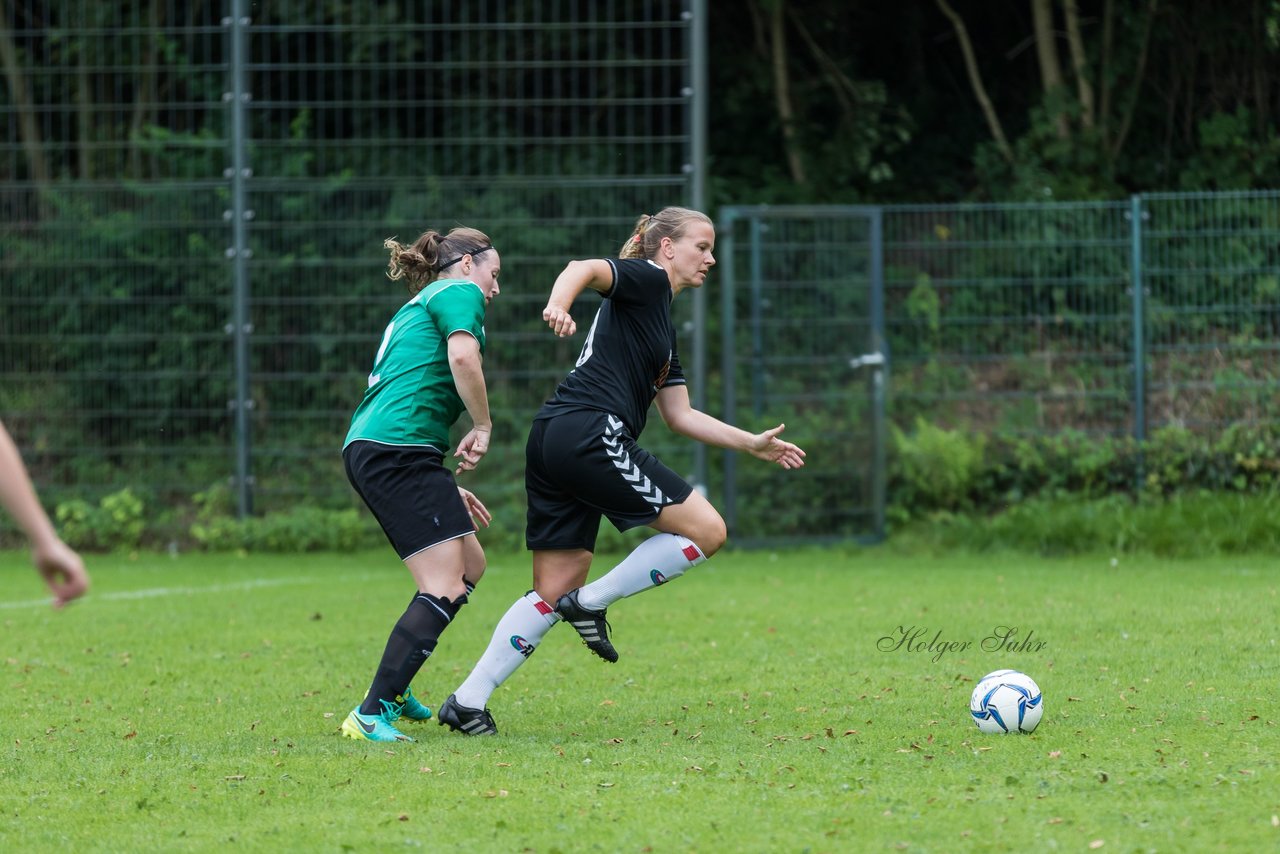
969;669;1043;734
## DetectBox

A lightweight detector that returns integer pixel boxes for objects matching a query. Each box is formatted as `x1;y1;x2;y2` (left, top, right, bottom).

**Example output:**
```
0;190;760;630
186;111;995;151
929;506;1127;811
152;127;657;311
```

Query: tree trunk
768;0;806;185
126;0;164;179
1254;0;1270;131
1098;0;1114;152
1031;0;1070;138
75;38;94;180
936;0;1014;164
1111;0;1159;162
787;8;858;120
0;0;52;209
1062;0;1095;130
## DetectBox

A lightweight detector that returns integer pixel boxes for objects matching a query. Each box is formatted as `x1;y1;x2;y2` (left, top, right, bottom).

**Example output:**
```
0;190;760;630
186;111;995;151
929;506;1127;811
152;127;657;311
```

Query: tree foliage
710;0;1280;202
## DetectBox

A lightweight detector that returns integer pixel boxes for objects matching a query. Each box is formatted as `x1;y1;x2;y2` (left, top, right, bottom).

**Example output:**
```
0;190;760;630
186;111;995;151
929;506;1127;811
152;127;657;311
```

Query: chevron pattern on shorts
602;415;667;507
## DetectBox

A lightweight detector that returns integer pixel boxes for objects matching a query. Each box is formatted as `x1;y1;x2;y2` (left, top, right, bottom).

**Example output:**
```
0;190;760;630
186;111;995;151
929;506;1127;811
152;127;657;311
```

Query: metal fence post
720;209;739;535
686;0;709;494
869;207;887;541
749;215;765;418
1129;194;1147;490
227;1;253;517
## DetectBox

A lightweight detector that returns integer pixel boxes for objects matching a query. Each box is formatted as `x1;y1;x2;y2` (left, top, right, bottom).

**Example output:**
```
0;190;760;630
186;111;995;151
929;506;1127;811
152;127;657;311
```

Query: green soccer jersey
344;279;487;451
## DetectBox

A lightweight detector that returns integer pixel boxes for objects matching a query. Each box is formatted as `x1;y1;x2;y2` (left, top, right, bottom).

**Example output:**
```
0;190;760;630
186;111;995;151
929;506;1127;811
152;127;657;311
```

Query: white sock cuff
674;534;708;567
522;590;562;626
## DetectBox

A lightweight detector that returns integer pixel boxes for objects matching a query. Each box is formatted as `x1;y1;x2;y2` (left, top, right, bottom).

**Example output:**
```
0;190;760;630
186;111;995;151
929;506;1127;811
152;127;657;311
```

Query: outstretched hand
748;423;807;470
454;425;491;475
457;486;492;530
543;305;576;337
34;539;89;608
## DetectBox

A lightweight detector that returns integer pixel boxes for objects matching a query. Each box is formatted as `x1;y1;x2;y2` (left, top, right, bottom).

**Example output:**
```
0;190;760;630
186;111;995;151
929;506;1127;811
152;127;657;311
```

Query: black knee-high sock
359;590;467;716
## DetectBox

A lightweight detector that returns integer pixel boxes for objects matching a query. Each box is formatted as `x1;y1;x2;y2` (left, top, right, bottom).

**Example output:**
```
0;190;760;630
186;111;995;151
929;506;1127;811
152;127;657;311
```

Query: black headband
438;245;492;272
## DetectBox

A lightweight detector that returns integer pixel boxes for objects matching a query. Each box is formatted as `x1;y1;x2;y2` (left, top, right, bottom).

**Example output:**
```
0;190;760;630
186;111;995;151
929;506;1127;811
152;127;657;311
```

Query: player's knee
463;543;487;585
692;515;727;558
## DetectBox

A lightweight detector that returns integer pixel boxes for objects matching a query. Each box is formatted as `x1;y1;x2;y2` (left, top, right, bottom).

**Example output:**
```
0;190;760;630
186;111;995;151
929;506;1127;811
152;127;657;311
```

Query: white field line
0;573;382;612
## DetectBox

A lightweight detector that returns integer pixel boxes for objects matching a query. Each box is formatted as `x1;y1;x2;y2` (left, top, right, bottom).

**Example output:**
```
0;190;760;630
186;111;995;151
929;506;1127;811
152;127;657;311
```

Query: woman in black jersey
437;207;805;736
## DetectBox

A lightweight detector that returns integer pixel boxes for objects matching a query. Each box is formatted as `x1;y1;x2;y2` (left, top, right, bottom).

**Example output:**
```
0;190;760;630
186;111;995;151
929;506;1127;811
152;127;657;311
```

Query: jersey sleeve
604;258;671;306
664;335;687;387
426;283;486;350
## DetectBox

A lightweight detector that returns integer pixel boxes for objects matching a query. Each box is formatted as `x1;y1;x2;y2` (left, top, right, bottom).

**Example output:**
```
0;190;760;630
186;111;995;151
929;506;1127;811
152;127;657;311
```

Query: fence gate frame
715;205;887;545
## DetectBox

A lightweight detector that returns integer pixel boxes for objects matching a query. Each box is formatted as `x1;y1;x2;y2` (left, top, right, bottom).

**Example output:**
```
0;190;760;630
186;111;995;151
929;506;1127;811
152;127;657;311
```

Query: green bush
189;507;382;552
188;483;382;552
888;419;1280;525
889;490;1280;558
890;417;987;514
54;488;146;552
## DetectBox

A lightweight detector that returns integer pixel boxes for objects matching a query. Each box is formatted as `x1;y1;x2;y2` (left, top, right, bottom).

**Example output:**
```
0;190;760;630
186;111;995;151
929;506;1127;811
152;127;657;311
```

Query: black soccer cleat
436;693;498;736
556;589;618;663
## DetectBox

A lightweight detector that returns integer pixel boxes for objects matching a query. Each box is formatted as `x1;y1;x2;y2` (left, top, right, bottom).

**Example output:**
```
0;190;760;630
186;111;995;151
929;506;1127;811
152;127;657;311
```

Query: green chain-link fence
3;3;1277;544
2;0;705;542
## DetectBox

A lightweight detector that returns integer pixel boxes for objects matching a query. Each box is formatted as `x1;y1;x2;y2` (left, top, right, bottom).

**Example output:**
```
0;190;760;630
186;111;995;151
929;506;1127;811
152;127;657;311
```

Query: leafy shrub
888;419;1280;524
889;490;1280;558
55;488;146;551
189;482;381;552
890;417;986;514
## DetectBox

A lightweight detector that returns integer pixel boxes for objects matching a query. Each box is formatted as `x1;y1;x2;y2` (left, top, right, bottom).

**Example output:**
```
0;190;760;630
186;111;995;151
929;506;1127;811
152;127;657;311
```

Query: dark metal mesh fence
879;193;1280;438
1;1;697;539
3;3;1278;544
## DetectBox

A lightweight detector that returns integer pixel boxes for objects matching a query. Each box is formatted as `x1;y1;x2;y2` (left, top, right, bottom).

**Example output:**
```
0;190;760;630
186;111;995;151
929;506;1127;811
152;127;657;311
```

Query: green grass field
1;546;1276;852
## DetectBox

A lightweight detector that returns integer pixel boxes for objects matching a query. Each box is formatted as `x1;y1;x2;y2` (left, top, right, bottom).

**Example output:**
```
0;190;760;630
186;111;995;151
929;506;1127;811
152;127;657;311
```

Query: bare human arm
654;385;807;470
542;259;615;337
447;331;492;475
0;419;90;607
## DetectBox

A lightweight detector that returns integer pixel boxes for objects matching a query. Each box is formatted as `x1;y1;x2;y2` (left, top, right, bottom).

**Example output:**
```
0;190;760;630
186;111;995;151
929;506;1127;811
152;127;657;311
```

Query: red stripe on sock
533;599;554;615
682;544;701;561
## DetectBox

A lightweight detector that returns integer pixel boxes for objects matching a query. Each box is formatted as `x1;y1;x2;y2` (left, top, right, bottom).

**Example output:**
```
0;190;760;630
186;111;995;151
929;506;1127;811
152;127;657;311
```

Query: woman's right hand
543;305;577;337
454;425;491;474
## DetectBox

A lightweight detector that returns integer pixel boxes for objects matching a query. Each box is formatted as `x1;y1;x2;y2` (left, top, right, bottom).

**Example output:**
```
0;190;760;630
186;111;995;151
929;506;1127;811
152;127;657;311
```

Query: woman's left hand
748;423;807;470
457;486;493;529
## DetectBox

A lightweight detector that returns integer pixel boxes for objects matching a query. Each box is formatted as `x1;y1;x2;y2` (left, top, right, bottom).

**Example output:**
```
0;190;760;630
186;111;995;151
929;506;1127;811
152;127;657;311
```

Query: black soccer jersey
535;257;686;437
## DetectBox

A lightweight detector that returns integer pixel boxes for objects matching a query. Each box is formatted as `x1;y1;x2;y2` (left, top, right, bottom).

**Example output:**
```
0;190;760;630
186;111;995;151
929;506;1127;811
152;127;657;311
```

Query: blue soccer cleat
393;685;433;722
340;701;414;743
358;685;432;723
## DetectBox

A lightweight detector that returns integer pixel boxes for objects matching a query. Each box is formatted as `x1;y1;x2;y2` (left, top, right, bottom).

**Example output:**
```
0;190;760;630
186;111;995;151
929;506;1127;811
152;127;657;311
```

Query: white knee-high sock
453;591;560;710
575;533;706;611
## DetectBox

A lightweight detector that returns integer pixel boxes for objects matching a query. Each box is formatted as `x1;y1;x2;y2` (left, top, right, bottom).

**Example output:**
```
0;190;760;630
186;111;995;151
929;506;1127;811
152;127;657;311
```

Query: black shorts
343;440;475;559
525;409;693;552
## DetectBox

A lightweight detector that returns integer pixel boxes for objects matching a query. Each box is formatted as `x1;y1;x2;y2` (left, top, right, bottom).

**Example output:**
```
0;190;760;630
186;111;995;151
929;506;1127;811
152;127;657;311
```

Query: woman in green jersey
339;226;501;743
